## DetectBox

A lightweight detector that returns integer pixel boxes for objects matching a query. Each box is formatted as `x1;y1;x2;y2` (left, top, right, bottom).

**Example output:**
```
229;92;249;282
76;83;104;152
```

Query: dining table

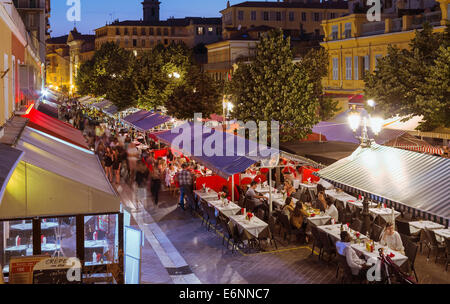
255;185;277;194
318;224;408;267
305;208;331;226
228;215;269;240
194;189;219;201
263;192;298;207
433;228;450;243
409;220;445;234
300;182;318;195
10;222;59;231
207;199;241;217
369;208;401;222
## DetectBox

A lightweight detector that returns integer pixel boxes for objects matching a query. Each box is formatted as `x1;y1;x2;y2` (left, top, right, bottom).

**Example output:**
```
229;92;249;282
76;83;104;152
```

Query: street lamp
347;104;384;148
367;99;376;107
169;72;180;79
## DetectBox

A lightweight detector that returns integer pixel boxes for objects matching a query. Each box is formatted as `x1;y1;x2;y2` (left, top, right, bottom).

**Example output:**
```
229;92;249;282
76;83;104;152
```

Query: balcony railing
361;21;385;36
391;18;403;32
203;61;232;71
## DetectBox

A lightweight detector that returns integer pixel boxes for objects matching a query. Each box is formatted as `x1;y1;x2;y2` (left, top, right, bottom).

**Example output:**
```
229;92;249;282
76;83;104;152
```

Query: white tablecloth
194;189;218;201
10;222;58;231
351;243;408;267
325;189;357;205
409;221;445;235
255;185;276;194
369;208;400;222
208;200;241;217
85;240;108;249
263;193;297;207
317;179;334;190
307;215;331;226
318;224;368;243
433;228;450;243
229;215;268;239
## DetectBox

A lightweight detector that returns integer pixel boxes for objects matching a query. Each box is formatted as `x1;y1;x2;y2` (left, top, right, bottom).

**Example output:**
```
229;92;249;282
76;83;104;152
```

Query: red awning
22;107;88;149
300;133;328;142
348;94;365;105
385;132;444;155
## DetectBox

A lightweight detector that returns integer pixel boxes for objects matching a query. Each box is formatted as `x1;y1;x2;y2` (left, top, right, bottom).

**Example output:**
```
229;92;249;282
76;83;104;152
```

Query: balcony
361;21;385;36
411;11;442;29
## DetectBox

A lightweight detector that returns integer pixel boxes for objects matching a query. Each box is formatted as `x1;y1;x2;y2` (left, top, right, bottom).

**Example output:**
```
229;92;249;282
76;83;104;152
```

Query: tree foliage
133;42;193;110
364;23;450;131
230;29;322;142
165;66;222;120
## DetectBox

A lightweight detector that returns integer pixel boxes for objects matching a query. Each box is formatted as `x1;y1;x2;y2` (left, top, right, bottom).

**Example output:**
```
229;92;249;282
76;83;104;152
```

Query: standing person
177;163;195;211
127;143;139;184
150;160;163;206
135;160;149;208
112;148;122;184
104;147;114;183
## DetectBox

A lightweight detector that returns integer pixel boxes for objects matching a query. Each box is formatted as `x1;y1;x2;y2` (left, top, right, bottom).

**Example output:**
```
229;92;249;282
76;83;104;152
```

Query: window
375;54;382;69
263;11;269;21
164;39;168;45
124;39;129;46
301;12;306;21
330;12;336;19
133;28;137;35
208;27;213;32
163;28;168;36
157;28;161;36
289;12;294;22
238;10;244;21
314;13;320;22
364;55;370;72
116;28;120;35
142;40;146;47
133;39;137;47
331;25;338;40
197;26;204;35
171;28;175;36
354;56;359;80
315;29;320;37
345;57;352;80
141;28;146;35
276;12;281;21
116;39;121;45
251;11;257;21
344;22;352;38
124;28;129;35
332;58;339;80
150;28;154;35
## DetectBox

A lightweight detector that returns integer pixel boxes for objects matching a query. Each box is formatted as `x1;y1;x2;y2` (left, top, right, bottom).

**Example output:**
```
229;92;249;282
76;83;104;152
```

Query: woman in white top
319;193;339;223
379;223;405;254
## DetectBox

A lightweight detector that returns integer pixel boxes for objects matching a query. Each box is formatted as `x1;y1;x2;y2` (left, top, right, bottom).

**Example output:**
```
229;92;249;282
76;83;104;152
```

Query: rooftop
107;17;222;27
225;1;348;10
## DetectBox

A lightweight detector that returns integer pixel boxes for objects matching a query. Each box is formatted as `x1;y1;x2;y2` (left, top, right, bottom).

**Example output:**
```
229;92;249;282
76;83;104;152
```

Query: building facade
320;0;448;110
45;28;95;96
0;0;44;127
220;0;348;39
95;1;222;51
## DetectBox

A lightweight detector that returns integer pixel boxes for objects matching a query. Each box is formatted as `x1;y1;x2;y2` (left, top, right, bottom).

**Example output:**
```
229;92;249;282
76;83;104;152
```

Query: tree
75;58;95;96
133;42;193;110
230;29;320;142
300;47;341;121
165;66;222;120
364;23;450;131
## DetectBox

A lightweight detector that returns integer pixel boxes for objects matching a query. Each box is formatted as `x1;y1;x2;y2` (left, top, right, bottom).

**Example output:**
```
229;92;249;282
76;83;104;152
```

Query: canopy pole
269;169;273;215
231;174;235;202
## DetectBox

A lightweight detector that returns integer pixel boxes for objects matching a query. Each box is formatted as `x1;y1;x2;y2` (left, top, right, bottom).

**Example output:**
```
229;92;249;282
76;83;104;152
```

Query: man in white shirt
246;181;267;209
336;231;369;277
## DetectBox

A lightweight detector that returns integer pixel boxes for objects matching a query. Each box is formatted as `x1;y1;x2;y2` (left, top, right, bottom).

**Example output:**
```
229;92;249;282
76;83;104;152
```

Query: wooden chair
404;239;419;282
318;230;336;263
423;229;446;263
310;225;324;258
370;223;384;242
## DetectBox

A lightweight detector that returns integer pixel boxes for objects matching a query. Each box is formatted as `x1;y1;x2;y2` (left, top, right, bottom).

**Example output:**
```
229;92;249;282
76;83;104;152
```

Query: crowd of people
61;99;409;283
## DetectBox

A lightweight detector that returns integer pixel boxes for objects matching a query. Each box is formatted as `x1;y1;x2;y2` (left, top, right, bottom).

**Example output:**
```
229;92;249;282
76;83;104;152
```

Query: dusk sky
49;0;241;37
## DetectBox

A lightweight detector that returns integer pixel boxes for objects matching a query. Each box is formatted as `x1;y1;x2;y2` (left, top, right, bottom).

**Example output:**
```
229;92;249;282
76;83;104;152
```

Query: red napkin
389;253;395;258
241;208;244;215
310;214;316;217
348;200;355;203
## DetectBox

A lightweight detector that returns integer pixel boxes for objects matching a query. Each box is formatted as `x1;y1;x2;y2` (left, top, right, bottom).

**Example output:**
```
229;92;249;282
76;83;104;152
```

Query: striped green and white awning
315;144;450;226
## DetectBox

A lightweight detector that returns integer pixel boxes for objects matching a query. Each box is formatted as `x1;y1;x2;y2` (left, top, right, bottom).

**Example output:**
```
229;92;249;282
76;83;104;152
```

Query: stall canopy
156;122;279;178
103;104;118;116
0;127;120;219
92;99;112;110
384;132;443;155
22;107;88;149
131;112;171;131
122;110;152;124
315;143;450;225
0;144;24;205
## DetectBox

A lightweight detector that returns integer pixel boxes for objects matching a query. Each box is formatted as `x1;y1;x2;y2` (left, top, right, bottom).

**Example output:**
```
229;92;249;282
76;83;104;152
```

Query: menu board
32;257;82;284
9;256;48;284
